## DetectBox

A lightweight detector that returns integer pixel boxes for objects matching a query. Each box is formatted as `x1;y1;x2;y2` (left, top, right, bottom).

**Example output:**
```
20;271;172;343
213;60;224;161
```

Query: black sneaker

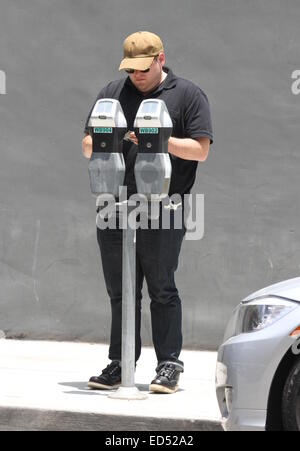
149;361;184;394
88;360;121;390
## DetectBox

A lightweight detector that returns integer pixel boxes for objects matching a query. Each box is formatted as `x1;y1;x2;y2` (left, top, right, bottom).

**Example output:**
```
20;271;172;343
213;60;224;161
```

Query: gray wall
1;0;300;350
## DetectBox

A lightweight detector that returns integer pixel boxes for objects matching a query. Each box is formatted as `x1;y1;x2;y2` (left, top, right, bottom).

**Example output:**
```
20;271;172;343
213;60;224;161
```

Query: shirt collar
161;66;177;90
124;66;177;95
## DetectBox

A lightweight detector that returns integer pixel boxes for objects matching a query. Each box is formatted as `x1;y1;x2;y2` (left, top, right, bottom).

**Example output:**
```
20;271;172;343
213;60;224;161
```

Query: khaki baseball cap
119;31;164;71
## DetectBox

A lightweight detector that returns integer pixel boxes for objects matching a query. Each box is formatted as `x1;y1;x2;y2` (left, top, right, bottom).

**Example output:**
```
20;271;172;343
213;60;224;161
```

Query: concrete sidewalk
0;339;222;431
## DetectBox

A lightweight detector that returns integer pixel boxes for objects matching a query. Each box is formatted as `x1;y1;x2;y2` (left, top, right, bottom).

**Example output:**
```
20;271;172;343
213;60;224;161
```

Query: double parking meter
134;99;172;201
88;99;126;197
88;98;172;203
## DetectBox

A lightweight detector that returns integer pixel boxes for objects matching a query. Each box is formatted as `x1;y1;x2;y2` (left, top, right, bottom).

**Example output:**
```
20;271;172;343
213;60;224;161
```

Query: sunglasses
125;67;151;74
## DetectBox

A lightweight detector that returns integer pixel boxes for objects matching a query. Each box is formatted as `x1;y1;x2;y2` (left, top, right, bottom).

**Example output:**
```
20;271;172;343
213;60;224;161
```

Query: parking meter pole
109;206;148;400
121;213;136;387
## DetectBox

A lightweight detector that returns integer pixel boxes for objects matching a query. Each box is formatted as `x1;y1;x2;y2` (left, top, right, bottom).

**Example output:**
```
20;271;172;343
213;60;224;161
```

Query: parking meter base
89;152;125;197
108;386;148;400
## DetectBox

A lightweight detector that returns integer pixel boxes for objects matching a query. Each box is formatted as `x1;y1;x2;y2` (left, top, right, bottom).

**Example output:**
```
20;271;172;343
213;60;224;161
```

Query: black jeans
97;210;186;365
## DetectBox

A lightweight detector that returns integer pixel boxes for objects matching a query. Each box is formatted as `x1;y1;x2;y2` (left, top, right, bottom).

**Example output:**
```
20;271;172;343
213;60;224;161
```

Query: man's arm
82;133;92;159
168;136;210;162
118;133;210;162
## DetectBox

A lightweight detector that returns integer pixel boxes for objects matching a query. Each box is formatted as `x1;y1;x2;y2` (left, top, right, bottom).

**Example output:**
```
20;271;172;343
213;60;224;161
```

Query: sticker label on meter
139;127;159;134
94;127;113;133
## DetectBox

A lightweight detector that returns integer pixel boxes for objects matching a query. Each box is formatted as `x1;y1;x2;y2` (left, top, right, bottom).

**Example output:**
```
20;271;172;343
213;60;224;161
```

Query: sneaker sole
88;381;121;390
149;383;178;394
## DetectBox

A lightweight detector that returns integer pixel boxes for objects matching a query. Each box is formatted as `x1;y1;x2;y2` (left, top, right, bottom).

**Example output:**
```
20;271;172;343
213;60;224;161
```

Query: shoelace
158;364;176;379
102;363;120;376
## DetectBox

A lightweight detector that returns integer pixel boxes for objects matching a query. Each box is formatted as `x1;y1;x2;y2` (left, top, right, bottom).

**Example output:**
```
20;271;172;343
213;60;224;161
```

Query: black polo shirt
84;67;213;197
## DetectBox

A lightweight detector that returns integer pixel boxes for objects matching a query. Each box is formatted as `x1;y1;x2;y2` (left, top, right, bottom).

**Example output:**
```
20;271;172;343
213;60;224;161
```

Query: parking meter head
133;99;172;151
88;99;126;197
134;99;172;199
88;99;127;154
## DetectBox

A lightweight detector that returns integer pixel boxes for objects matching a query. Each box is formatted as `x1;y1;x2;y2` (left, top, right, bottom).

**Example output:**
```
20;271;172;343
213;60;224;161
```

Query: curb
0;406;223;431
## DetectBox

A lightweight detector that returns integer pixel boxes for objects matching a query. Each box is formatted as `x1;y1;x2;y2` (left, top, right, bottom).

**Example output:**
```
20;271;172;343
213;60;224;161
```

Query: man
82;31;213;394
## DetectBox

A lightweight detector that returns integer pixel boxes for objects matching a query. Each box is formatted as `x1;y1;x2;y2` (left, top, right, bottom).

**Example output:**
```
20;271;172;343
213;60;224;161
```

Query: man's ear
158;52;165;66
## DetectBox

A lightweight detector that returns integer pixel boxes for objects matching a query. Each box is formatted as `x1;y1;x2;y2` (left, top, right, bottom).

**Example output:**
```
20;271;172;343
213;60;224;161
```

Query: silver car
216;277;300;431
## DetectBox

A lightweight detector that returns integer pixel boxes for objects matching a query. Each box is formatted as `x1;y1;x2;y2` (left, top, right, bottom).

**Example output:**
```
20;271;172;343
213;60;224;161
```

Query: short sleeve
183;85;213;144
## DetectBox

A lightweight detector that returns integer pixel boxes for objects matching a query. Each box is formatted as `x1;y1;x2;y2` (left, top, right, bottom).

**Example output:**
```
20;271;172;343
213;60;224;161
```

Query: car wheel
282;358;300;431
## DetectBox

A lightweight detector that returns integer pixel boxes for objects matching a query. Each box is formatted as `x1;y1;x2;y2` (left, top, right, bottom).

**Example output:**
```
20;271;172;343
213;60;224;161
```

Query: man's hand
82;134;93;159
127;131;138;145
